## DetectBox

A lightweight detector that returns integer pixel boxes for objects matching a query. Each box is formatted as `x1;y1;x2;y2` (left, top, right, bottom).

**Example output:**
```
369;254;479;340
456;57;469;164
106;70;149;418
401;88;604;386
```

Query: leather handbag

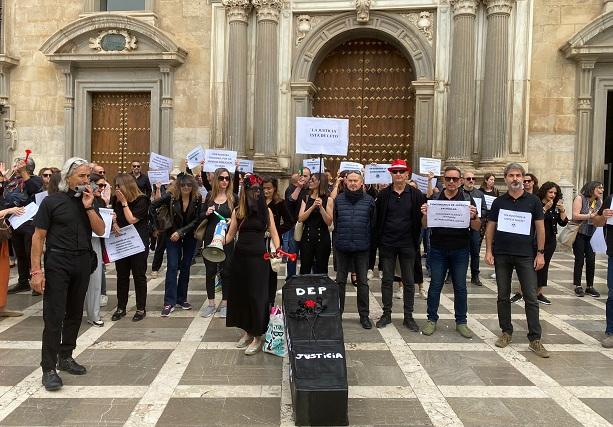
155;201;174;232
294;221;304;242
194;218;208;241
0;219;11;243
558;221;580;249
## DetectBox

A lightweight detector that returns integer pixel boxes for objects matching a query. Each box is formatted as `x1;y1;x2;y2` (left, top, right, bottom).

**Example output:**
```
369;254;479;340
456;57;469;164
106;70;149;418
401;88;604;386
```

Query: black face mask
345;188;363;204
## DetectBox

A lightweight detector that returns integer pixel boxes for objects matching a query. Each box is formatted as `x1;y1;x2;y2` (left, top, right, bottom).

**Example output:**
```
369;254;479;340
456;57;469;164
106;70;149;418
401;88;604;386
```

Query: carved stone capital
483;0;514;16
222;0;252;23
450;0;479;16
252;0;283;22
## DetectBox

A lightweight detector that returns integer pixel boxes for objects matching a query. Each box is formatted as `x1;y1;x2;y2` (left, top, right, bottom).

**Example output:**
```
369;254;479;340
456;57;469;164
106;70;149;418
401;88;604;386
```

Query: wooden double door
91;92;151;181
313;38;415;176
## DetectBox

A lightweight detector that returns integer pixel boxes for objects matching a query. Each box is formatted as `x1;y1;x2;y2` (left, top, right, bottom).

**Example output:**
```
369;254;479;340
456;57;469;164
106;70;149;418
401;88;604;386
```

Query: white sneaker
367;269;374;280
99;295;108;307
490;273;496;279
200;305;216;318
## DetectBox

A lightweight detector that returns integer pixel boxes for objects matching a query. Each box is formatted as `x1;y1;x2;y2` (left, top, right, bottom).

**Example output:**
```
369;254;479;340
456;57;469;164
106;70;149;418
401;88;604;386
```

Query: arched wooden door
313;38;415;176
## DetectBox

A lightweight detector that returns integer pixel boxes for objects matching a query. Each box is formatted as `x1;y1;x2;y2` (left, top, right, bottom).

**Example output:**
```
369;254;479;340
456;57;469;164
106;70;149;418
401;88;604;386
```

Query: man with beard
485;163;549;358
30;158;105;390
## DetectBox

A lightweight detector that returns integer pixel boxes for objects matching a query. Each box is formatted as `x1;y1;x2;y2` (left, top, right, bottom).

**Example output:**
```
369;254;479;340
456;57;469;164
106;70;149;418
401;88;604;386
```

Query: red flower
304;299;317;309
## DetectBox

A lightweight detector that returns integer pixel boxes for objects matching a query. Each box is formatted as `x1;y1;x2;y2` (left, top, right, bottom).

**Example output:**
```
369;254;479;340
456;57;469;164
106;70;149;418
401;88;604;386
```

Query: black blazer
150;192;202;238
374;185;425;250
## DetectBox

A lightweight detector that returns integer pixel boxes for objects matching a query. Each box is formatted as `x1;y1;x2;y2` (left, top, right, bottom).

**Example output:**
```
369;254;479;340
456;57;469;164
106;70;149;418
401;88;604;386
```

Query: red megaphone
263;249;297;262
24;149;32;162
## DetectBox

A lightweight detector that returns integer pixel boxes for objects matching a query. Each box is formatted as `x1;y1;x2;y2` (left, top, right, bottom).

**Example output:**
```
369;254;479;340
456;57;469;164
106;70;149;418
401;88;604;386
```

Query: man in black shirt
374;159;424;330
420;166;480;338
485;163;548;358
594;195;613;348
31;157;105;391
130;160;152;199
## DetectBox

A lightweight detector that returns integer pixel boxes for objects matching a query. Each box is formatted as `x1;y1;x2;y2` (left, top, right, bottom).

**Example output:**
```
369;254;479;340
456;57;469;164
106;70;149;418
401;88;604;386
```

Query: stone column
159;65;174;157
222;0;251;155
252;0;283;171
575;60;596;189
412;81;436;167
446;0;478;167
61;64;75;160
480;0;514;165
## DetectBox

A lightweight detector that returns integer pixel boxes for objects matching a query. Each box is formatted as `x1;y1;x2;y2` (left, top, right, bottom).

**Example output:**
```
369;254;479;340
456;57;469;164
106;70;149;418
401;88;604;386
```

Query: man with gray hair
30;157;105;391
485;163;549;358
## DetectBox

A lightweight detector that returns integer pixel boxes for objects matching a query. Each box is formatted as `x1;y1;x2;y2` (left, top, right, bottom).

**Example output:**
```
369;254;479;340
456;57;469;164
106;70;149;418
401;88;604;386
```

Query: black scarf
345;188;364;205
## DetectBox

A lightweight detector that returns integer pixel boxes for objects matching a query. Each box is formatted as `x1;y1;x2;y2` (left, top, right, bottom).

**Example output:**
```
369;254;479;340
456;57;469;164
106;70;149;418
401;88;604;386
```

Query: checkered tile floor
0;250;611;426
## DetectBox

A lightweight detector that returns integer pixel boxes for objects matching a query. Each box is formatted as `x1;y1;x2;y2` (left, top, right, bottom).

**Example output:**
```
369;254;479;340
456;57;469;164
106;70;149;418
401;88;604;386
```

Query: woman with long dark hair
534;182;568;305
225;174;281;355
262;176;294;305
110;174;150;322
572;180;604;297
150;173;202;317
298;173;333;275
200;167;236;318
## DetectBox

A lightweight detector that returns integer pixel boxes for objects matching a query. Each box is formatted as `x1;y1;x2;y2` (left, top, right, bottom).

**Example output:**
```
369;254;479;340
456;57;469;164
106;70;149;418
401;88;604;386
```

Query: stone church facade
0;0;611;191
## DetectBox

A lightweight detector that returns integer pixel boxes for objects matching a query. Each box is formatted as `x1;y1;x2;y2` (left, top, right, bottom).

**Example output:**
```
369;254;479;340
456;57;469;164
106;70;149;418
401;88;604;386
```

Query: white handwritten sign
419;157;442;176
93;208;114;239
497;209;531;235
483;194;496;210
148;170;170;185
296;117;349;156
9;202;38;230
339;161;363;173
303;158;324;174
427;200;470;228
149;152;173;171
411;173;435;194
186;145;206;169
364;164;392;185
238;159;254;173
35;191;48;205
203;149;237;172
105;224;146;262
473;197;483;218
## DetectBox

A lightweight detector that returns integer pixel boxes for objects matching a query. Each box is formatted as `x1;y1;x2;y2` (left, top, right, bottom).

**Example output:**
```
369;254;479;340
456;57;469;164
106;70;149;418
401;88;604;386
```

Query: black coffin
283;275;348;426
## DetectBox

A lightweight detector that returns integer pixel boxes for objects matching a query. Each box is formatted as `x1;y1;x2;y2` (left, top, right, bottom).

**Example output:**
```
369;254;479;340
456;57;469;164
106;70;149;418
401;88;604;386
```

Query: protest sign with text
238;159;254;173
364;164;392;184
186;145;206;169
411;174;436;194
427;200;470;229
149;152;173;171
338;161;363;173
303;158;325;174
105;224;146;262
148;170;170;185
296;117;349;156
497;209;532;235
419;157;442;176
203;149;237;172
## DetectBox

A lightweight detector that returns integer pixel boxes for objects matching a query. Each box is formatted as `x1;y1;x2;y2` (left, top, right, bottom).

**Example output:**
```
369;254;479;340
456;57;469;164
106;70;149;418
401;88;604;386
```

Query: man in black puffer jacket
333;171;375;329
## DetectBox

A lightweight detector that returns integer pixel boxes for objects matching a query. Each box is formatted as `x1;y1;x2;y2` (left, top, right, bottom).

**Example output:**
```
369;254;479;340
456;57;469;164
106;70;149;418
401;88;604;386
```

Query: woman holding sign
298;173;333;275
110;174;150;322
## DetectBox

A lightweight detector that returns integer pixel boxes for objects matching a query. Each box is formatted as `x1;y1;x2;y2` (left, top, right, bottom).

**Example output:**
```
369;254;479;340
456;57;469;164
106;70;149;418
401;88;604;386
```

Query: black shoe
471;277;483;287
42;369;63;391
7;283;30;294
376;315;391;329
575;286;585;297
111;309;126;321
403;317;419;332
132;310;146;322
510;292;523;303
537;294;551;305
57;357;86;375
360;317;373;329
585;287;601;298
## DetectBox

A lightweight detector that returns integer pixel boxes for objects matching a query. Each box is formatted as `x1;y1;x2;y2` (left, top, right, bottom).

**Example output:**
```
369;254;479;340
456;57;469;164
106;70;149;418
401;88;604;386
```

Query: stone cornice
450;0;479;17
483;0;514;16
222;0;252;23
252;0;283;22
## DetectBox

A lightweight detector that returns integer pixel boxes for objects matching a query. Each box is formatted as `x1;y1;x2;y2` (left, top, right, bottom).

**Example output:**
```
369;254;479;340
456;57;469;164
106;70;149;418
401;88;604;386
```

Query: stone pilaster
160;65;174;157
61;64;75;160
480;0;514;166
575;60;596;190
446;0;479;167
252;0;283;172
222;0;251;155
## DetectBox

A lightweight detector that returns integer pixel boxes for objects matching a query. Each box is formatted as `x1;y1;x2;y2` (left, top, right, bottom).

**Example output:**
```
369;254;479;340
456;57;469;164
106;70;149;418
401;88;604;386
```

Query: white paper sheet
497;209;532;235
35;191;48;205
93;208;114;239
364;164;392;185
296;117;349;156
473;197;482;218
590;227;607;254
105;224;146;262
338;161;363;173
198;186;208;199
148;170;170;185
238;159;254;173
411;173;435;194
186;145;206;169
483;194;496;210
203;149;237;172
303;158;324;174
8;202;38;230
427;200;470;228
419;157;442;176
149;152;174;171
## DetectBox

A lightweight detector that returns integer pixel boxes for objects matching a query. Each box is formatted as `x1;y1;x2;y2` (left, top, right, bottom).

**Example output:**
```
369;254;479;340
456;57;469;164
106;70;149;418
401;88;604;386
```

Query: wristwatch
537;249;545;255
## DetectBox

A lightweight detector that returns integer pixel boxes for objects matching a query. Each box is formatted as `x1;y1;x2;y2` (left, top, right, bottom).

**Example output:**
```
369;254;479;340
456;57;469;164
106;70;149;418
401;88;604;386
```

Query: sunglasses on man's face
391;170;406;175
523;179;532;184
132;165;141;169
465;177;475;181
444;176;461;183
218;176;231;182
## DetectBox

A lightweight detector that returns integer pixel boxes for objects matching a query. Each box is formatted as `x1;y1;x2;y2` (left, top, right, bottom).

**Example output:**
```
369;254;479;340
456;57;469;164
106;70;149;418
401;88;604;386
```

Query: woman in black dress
225;174;281;355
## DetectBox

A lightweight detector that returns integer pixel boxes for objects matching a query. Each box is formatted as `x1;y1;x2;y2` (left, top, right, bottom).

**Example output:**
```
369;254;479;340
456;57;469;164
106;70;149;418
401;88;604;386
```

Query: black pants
115;250;149;311
336;250;369;318
299;226;331;275
41;251;90;371
414;250;424;284
495;254;541;342
573;233;595;288
203;242;233;300
380;245;416;318
12;221;34;286
152;233;167;272
268;265;278;307
536;242;556;288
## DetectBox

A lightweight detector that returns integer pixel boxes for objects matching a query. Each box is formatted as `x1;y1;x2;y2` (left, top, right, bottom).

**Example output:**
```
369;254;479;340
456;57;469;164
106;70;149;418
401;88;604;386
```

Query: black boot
42;369;63;391
57;357;87;375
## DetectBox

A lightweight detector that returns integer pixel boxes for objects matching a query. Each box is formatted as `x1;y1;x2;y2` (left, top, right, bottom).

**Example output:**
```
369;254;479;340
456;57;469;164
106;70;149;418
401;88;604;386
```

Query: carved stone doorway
312;38;415;176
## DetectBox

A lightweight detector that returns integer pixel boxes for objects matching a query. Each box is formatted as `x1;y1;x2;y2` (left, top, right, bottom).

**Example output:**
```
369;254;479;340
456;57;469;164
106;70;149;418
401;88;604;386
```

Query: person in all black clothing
535;182;568;305
593;194;613;348
30;157;105;391
110;174;151;322
284;168;311;279
130;160;152;199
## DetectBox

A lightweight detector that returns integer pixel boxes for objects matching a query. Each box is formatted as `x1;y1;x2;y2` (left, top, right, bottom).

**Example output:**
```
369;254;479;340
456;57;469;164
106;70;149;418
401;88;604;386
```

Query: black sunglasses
523;179;532;183
217;176;231;182
391;170;406;175
42;173;52;177
465;177;475;181
132;165;141;168
444;176;461;183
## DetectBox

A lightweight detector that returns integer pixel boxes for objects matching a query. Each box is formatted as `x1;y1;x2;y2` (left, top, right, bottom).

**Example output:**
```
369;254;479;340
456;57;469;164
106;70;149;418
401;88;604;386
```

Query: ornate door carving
313;38;415;175
91;92;151;180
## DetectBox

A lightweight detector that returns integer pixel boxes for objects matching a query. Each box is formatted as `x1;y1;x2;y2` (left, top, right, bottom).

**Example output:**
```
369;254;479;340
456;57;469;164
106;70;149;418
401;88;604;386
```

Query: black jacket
374;185;425;250
150;192;202;238
334;191;375;252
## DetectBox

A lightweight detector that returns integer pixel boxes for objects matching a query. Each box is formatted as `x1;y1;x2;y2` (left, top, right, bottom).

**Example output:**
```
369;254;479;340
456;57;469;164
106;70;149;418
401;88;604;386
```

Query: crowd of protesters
0;154;611;392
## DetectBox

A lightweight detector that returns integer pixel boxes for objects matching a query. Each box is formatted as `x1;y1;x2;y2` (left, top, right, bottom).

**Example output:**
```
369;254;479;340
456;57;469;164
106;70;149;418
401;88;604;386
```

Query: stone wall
527;0;602;184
